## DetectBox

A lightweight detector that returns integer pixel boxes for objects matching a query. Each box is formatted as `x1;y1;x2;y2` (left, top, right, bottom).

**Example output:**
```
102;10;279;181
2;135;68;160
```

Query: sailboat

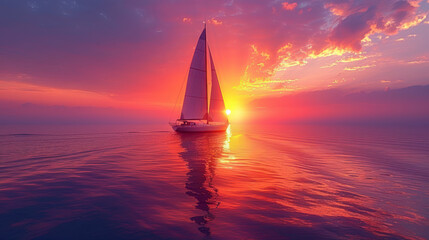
170;26;229;132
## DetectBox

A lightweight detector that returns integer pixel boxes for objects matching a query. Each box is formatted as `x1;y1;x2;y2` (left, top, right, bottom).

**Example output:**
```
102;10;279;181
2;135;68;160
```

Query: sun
225;109;231;116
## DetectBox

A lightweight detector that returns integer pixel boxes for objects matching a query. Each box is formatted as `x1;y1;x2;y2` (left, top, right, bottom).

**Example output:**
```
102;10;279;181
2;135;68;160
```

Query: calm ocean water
0;124;428;240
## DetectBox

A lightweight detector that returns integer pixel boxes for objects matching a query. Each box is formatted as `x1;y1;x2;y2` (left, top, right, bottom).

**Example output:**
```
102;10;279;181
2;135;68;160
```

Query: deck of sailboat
170;122;229;133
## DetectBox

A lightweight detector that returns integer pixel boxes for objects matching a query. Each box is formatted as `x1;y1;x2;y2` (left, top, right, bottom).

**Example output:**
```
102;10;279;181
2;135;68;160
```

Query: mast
205;23;208;124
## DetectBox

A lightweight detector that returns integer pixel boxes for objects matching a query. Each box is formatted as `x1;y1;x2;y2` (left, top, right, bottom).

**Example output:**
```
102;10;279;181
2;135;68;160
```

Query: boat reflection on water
177;130;228;237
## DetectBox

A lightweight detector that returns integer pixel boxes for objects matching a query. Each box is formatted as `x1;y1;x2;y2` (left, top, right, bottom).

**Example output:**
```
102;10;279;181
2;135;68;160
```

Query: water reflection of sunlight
220;125;235;168
223;125;232;151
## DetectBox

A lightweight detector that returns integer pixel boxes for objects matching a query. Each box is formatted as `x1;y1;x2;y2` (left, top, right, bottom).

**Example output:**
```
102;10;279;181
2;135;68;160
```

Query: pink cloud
328;1;422;51
282;2;298;11
329;7;376;51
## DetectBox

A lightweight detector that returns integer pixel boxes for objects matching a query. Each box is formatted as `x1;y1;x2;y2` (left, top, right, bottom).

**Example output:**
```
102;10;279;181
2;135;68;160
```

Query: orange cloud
399;13;427;30
282;2;297;11
307;47;346;59
324;3;347;16
408;0;421;7
208;18;222;25
182;17;191;23
344;64;375;71
338;55;368;63
407;60;429;64
320;53;376;69
320;62;338;69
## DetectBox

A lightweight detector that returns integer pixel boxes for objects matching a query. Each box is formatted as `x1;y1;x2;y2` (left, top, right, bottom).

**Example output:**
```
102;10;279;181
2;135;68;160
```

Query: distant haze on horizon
1;0;428;124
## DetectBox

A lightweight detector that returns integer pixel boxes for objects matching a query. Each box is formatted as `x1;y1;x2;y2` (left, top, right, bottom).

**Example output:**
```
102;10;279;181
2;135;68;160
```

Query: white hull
171;122;229;132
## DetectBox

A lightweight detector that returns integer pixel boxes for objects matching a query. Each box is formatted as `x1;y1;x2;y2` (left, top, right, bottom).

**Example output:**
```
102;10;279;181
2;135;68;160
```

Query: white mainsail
180;28;208;120
208;47;228;123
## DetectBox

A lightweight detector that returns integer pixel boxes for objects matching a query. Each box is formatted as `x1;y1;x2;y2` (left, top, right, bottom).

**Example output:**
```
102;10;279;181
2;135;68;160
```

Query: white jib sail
208;47;228;123
180;28;208;120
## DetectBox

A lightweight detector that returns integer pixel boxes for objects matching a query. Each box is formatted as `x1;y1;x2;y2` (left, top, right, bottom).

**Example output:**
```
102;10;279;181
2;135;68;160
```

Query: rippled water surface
0;124;428;240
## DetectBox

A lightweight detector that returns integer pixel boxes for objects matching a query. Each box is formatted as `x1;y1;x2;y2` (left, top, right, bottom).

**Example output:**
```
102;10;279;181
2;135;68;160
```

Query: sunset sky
1;0;428;124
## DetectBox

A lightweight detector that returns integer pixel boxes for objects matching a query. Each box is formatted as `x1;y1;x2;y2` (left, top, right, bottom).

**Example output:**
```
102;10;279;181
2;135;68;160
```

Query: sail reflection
177;132;227;237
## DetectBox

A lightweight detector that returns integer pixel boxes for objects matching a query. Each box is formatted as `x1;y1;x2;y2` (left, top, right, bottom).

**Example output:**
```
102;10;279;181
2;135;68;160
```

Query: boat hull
171;123;229;133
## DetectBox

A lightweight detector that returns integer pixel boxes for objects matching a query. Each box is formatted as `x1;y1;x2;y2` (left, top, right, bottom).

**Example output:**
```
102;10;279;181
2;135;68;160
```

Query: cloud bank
0;0;428;123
